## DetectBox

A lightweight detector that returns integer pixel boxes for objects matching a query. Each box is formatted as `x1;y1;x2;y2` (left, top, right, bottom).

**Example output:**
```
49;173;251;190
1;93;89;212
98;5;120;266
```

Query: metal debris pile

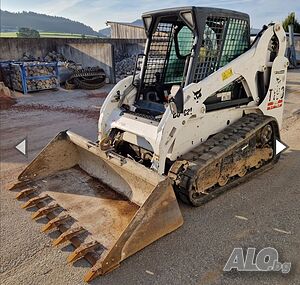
115;54;137;82
19;51;67;63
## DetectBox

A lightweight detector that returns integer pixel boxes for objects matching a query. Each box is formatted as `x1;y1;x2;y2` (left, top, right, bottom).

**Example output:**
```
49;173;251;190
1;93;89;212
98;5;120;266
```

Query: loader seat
134;100;166;117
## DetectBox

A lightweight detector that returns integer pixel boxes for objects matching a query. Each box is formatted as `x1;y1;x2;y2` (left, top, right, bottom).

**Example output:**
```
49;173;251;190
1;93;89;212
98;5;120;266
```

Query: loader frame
99;17;288;174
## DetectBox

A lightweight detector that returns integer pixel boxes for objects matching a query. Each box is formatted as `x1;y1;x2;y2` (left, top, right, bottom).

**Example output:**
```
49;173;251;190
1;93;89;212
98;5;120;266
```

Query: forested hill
0;10;99;36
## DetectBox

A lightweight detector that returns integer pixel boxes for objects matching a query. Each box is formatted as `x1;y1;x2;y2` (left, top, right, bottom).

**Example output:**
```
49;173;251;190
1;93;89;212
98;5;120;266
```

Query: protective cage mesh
194;16;227;82
219;18;249;67
143;22;174;86
193;16;249;82
143;22;194;86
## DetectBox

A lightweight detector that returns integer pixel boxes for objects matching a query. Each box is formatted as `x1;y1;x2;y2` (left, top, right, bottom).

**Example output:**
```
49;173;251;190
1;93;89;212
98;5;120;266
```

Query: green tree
17;27;40;38
282;12;300;33
81;34;86;38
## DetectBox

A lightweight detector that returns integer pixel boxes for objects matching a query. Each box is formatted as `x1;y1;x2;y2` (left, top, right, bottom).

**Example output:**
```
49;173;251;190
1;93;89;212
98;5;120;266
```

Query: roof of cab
142;6;249;20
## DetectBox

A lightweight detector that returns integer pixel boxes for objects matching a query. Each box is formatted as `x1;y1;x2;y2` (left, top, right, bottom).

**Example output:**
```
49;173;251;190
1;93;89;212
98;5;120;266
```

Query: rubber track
169;113;279;206
66;68;106;90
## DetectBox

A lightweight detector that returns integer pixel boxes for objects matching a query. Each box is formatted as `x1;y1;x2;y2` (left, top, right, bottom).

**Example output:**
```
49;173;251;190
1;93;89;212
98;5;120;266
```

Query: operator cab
129;7;250;118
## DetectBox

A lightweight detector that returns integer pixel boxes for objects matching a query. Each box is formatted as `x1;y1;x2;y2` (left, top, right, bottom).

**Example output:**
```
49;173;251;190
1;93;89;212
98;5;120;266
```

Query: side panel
98;76;136;139
258;56;288;129
168;108;245;160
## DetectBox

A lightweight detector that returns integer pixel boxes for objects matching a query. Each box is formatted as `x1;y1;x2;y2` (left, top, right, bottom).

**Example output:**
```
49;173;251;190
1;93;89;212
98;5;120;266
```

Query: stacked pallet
9;62;59;93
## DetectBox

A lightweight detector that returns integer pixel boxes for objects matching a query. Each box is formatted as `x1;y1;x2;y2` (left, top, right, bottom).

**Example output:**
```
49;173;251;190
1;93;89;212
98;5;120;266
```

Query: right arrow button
275;139;288;156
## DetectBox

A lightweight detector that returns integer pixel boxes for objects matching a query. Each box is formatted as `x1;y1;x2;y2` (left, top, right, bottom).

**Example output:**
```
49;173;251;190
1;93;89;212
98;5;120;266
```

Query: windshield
165;26;194;83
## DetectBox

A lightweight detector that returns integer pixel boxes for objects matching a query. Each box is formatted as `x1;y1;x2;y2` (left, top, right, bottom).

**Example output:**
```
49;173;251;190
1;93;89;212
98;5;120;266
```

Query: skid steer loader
10;6;288;282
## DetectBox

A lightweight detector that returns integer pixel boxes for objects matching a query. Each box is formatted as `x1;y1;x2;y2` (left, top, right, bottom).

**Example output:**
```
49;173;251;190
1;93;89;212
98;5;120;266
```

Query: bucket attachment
10;131;183;282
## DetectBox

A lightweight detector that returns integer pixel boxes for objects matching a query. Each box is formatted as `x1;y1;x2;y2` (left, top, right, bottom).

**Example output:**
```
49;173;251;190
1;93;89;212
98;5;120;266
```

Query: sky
1;0;299;31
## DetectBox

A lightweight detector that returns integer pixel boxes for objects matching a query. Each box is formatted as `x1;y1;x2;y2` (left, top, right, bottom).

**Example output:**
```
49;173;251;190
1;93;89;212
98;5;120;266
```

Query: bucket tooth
83;260;118;282
84;264;103;282
9;180;29;191
67;240;99;263
41;214;71;232
53;226;85;246
16;188;36;199
21;194;49;209
32;203;60;220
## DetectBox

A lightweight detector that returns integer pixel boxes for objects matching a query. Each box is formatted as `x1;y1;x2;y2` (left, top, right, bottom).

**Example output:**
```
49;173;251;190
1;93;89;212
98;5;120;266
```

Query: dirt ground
0;70;300;285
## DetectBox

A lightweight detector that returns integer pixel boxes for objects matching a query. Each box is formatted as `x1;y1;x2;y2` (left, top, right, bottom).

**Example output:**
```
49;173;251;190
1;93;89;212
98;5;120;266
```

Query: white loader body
99;23;288;174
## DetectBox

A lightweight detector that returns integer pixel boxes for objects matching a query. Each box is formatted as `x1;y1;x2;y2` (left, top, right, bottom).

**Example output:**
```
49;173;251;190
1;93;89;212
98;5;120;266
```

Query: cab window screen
219;18;249;67
193;17;250;83
143;22;174;87
193;17;227;82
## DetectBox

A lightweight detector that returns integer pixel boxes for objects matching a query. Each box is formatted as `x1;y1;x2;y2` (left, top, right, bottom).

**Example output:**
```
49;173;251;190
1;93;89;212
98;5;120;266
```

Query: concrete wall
293;36;300;59
286;35;300;63
57;41;113;81
0;38;146;83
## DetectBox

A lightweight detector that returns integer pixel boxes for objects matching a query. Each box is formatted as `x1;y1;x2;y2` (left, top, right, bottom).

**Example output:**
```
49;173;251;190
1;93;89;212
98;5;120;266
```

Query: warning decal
267;99;283;110
222;68;233;81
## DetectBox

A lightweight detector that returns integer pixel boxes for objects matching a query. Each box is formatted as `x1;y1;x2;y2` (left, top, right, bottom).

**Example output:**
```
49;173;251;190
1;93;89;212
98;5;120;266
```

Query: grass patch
0;32;100;38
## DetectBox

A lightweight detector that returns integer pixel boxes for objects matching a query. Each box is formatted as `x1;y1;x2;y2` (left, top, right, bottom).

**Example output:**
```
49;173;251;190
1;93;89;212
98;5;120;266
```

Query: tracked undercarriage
169;113;279;206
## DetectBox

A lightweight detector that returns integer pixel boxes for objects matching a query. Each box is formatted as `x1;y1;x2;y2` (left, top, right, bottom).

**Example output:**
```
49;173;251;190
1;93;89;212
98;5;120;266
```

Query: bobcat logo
193;89;202;101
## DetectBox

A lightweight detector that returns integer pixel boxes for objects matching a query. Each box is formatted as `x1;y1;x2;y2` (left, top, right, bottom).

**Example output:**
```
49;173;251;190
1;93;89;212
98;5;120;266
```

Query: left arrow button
15;138;27;156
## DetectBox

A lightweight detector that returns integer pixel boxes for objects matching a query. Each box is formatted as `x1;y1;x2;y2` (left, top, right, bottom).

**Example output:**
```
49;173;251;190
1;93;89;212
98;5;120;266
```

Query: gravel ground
0;70;299;285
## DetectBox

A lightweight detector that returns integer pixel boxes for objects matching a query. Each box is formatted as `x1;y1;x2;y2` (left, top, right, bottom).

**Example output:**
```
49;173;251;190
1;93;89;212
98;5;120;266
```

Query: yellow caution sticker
222;68;233;81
